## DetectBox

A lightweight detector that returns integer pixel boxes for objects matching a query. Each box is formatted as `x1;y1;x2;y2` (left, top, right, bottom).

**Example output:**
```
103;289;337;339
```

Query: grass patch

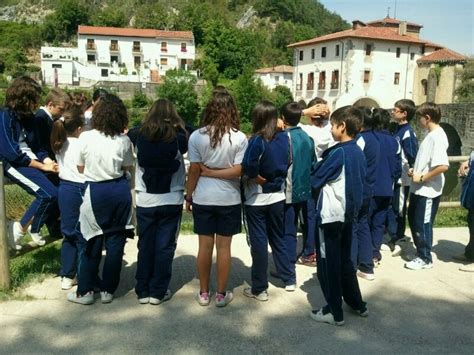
434;207;468;228
181;212;194;234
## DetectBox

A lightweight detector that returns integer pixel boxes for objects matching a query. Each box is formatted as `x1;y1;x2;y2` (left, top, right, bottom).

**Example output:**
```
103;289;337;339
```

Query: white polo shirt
56;137;85;183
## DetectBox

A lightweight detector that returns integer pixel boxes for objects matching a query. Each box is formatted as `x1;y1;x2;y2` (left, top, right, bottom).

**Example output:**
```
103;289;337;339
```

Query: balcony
109;45;120;53
86;43;96;51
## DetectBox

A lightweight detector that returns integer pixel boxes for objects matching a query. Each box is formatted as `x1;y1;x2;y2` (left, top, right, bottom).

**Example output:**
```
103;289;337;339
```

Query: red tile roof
417;48;467;63
255;65;294;74
367;17;423;28
78;26;194;40
288;26;439;48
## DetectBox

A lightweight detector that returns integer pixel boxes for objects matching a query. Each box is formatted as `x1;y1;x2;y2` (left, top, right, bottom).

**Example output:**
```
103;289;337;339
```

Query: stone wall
439;103;474;155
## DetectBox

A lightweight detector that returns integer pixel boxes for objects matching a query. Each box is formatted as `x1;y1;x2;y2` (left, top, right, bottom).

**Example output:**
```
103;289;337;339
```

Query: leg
465;209;474;260
77;235;103;296
386;184;401;240
354;199;374;274
102;232;127;294
215;235;232;293
149;205;181;299
135;206;157;298
408;194;434;263
301;198;316;258
283;203;298;278
371;197;391;260
397;186;410;240
197;235;214;293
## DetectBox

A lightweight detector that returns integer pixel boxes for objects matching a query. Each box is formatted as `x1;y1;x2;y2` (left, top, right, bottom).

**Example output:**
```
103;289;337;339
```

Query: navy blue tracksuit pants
408;194;440;263
316;222;364;322
135;204;182;299
387;184;410;242
246;200;294;292
284;201;311;267
58;180;85;278
370;196;392;261
352;198;374;273
299;197;316;257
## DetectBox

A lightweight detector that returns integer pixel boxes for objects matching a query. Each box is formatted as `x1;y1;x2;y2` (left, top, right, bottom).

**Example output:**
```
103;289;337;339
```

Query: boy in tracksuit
353;108;380;281
405;102;449;270
280;102;316;291
310;105;367;326
387;99;418;255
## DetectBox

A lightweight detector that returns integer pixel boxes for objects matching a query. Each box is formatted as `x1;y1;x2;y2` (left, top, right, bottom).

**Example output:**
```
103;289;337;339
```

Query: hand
43;157;55;165
407;168;414;177
199;163;211;177
277;118;285;130
185;200;192;213
303;104;330;119
412;173;423;183
42;161;58;173
253;175;267;185
458;161;469;177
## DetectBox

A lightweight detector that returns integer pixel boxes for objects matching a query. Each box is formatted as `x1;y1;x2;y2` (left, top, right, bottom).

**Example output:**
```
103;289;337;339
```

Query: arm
302;104;330;119
412;165;449;183
186;162;201;212
311;148;344;191
199;163;242;179
458;160;469;177
242;136;264;179
401;133;418;168
0;112;32;167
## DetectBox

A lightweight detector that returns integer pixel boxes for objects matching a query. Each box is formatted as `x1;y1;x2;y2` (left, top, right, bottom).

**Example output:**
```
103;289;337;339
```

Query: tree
455;60;474;103
272;85;294;110
92;7;128;28
132;90;149;108
156;69;199;126
4;46;28;77
41;0;89;43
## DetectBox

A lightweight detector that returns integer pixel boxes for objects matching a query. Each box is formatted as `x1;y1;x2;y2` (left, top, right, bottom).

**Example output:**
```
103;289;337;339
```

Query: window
110;55;119;63
394;72;400;85
396;47;401;58
410;52;415;60
133;41;141;52
299;50;304;61
160;58;168;66
101;69;108;77
87;54;95;62
180;58;186;69
161;42;167;52
364;70;370;83
421;45;425;55
86;38;95;50
275;75;280;82
318;71;326;90
365;44;372;56
335;44;340;57
321;47;326;58
311;49;315;60
52;64;62;69
110;40;119;51
421;79;428;95
298;73;303;90
134;56;141;67
181;43;187;52
307;72;314;90
331;70;339;89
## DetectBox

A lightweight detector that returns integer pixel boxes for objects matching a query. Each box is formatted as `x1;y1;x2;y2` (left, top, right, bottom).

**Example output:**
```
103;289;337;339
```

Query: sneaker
357;271;375;281
61;277;77;290
391;245;402;257
7;221;24;251
196;291;211;306
138;297;150;304
297;254;316;267
30;232;46;247
459;263;474;272
405;257;433;270
380;244;391;252
351;302;369;317
243;287;268;301
310;308;344;326
150;290;172;305
215;291;233;307
67;291;94;305
100;291;114;303
373;258;381;268
285;284;296;292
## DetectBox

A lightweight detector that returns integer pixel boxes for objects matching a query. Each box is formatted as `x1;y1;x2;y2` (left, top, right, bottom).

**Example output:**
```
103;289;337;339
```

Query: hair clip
59;116;65;122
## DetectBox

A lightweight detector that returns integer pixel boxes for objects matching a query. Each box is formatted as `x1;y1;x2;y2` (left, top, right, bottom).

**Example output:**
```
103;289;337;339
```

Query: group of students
2;75;470;327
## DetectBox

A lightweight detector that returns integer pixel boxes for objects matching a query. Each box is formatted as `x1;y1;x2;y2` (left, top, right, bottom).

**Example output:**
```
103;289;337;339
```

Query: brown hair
92;93;128;137
415;102;441;123
45;88;71;108
50;106;85;153
5;76;42;119
140;99;186;143
201;92;240;148
394;99;416;122
251;101;278;141
330;105;363;138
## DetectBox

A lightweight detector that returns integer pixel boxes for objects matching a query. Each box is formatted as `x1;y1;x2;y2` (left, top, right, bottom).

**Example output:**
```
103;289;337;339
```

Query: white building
288;17;445;109
254;65;293;91
41;25;195;86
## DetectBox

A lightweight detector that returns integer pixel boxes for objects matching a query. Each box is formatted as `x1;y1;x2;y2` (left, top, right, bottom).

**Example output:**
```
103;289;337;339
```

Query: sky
319;0;473;55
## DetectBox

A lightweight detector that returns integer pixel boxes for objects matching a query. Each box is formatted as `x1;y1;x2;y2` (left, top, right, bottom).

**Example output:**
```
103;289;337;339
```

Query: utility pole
0;162;10;290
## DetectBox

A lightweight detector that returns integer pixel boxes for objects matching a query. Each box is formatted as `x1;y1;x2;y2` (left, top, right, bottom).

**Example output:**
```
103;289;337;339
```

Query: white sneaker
100;291;114;303
138;297;150;304
285;284;296;292
30;232;46;246
150;290;172;305
310;308;344;326
196;291;211;306
380;244;391;252
405;257;433;270
215;291;233;307
392;245;402;257
243;287;269;301
61;277;77;290
67;291;94;305
7;221;24;250
357;270;375;281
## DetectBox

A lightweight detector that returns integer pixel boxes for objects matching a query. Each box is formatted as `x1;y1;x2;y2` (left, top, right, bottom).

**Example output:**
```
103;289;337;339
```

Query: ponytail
50;106;84;153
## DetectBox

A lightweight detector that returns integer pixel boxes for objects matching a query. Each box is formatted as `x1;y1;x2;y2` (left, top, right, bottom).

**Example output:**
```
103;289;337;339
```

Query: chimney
399;21;408;35
352;20;366;30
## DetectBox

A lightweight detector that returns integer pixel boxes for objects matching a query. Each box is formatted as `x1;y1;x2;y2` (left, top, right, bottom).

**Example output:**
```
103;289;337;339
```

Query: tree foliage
41;0;89;42
455;60;474;103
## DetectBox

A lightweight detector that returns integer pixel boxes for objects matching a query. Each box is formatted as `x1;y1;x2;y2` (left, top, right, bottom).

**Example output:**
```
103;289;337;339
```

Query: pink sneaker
215;291;233;307
196;291;210;306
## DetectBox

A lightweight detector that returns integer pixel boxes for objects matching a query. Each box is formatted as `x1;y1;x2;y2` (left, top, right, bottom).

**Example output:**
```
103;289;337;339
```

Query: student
242;101;292;301
386;99;418;255
0;76;58;250
133;99;188;305
186;92;248;307
405;102;449;270
370;109;401;265
455;152;474;272
353;107;380;281
50;106;86;290
310;105;368;326
83;88;107;131
297;97;334;266
279;102;316;290
68;93;134;305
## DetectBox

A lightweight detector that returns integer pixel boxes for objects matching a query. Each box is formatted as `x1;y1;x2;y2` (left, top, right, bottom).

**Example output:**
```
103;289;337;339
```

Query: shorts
192;203;241;236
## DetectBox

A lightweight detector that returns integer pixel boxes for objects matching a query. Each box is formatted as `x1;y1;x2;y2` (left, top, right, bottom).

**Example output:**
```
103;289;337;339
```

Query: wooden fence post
0;162;11;289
